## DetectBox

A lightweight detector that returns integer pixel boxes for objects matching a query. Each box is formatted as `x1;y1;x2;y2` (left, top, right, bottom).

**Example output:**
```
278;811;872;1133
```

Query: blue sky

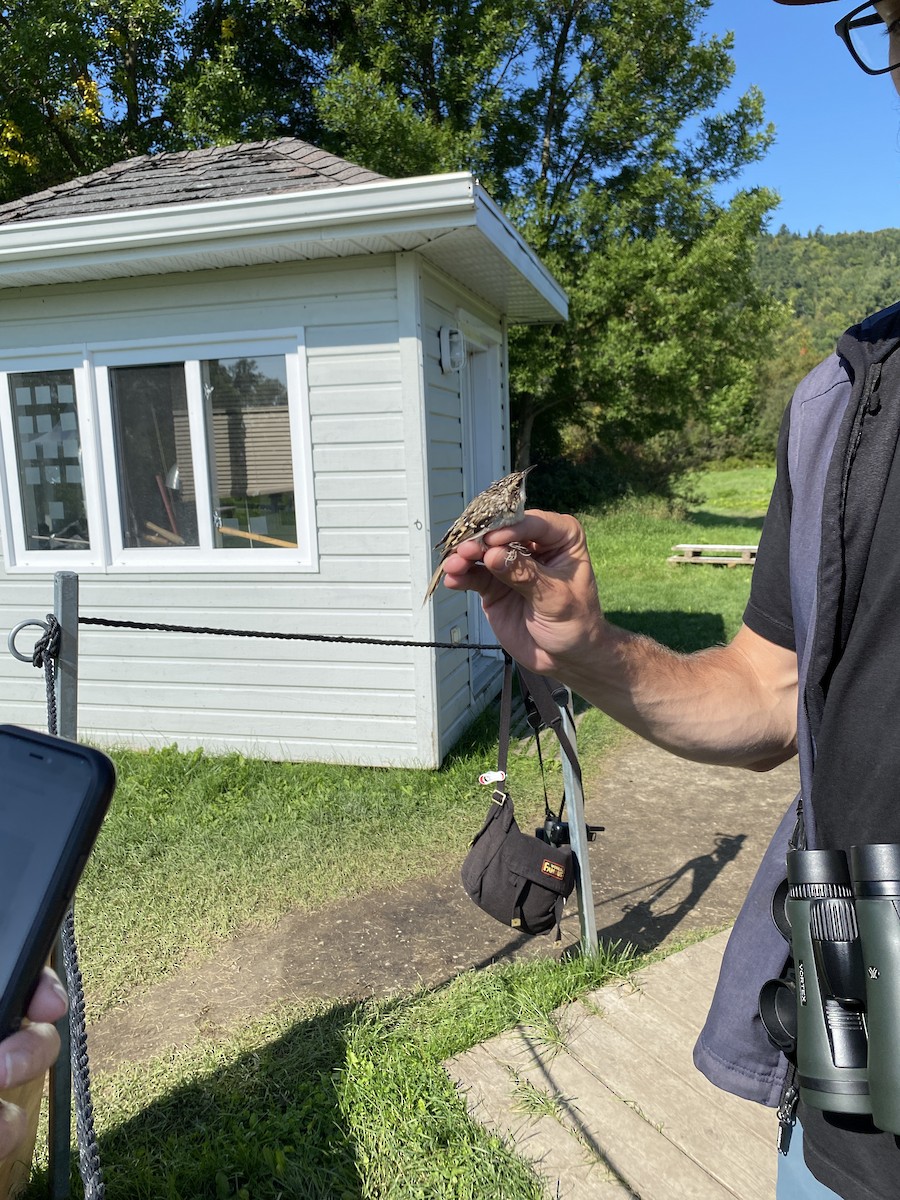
704;0;900;233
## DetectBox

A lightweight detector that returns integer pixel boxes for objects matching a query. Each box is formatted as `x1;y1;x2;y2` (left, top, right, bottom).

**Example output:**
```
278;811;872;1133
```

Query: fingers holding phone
12;968;68;1030
0;967;67;1162
0;968;67;1088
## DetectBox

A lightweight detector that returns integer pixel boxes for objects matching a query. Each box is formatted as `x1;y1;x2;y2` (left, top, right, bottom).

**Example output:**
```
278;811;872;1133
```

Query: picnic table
668;543;758;567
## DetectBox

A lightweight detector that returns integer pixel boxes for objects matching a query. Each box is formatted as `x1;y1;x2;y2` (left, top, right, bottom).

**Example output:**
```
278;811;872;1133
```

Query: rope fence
76;615;503;652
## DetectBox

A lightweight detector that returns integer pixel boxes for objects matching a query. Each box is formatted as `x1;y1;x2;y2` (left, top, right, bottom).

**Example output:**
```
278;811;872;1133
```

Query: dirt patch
85;737;799;1074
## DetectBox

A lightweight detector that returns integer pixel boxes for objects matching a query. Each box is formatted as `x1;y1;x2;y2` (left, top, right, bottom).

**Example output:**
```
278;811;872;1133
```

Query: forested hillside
742;226;900;458
757;225;900;358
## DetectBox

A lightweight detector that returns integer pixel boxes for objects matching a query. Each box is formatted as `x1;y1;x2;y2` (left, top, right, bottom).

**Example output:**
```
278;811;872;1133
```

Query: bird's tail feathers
423;561;445;605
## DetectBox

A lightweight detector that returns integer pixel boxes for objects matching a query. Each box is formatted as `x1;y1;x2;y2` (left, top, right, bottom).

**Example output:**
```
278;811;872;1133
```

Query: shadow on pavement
595;831;747;952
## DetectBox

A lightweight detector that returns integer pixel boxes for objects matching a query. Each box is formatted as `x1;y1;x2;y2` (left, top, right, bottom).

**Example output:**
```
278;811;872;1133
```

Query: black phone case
0;726;116;1040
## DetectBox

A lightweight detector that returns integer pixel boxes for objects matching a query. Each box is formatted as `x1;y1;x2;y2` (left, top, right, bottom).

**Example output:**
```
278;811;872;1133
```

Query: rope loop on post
32;614;61;671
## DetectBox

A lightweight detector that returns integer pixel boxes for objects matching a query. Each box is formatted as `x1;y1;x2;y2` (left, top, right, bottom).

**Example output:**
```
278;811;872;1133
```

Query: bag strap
514;662;582;788
494;657;588;828
493;654;515;806
531;723;557;822
790;795;808;851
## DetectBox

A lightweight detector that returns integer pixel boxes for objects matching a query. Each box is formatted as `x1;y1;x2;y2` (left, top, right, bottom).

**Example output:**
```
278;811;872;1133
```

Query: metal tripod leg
554;687;599;955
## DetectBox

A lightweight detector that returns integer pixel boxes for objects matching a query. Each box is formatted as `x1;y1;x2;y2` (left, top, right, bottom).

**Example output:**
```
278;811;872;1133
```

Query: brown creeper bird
423;466;535;603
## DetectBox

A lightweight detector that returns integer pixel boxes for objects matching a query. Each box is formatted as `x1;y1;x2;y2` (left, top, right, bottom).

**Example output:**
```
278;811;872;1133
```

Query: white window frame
0;331;318;574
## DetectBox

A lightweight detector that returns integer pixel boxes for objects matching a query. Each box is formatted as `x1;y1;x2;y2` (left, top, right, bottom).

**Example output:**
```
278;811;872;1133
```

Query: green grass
79;723;557;1019
686;465;777;516
28;944;637;1200
33;466;774;1199
581;470;771;653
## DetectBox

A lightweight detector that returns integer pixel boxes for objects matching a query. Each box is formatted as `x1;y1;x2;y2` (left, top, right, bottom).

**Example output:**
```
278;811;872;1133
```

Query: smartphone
0;725;115;1040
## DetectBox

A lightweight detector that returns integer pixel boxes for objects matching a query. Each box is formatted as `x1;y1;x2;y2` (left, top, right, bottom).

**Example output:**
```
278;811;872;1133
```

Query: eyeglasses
835;2;900;75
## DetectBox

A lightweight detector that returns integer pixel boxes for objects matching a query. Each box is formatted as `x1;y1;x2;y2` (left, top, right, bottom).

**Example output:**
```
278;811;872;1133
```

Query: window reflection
109;364;200;548
9;370;91;551
202;357;298;549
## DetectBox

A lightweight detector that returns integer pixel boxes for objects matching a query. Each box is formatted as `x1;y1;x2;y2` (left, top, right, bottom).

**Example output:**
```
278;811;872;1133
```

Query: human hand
439;510;605;677
440;508;800;769
0;968;67;1161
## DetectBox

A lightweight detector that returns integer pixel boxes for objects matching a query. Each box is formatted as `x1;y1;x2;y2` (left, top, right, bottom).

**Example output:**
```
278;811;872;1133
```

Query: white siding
0;257;427;765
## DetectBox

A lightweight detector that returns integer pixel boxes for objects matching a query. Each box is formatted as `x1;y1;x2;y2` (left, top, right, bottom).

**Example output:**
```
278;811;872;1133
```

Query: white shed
0;139;567;767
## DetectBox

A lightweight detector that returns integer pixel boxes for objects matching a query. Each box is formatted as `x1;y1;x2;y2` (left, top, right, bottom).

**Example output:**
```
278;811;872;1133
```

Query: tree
168;0;349;146
752;225;900;450
513;186;778;466
98;0;182;153
0;0;781;477
0;0;105;198
0;0;183;201
315;0;533;186
315;0;780;468
507;3;779;466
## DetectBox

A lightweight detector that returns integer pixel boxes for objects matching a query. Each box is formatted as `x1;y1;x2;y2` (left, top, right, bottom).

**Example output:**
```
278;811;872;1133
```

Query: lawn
26;465;774;1199
584;466;773;652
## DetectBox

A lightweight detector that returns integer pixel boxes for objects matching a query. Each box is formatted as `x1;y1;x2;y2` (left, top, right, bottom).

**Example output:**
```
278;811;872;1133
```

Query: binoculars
760;844;900;1133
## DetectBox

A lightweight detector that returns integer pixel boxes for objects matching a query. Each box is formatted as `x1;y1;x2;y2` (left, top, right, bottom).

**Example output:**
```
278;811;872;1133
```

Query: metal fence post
553;686;599;956
49;571;78;1200
53;572;79;742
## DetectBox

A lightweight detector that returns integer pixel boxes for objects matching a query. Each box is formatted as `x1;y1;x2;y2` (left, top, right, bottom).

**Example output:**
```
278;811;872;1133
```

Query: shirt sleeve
743;404;795;651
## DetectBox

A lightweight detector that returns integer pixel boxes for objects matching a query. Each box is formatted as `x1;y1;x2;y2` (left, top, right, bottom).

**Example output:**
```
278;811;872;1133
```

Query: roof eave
0;173;568;324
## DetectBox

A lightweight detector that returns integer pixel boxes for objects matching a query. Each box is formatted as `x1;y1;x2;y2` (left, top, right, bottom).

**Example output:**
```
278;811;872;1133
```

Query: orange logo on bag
541;859;565;881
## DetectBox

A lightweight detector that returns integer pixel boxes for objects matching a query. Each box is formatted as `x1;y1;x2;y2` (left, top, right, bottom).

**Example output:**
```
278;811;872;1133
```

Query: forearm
557;621;799;771
441;512;798;770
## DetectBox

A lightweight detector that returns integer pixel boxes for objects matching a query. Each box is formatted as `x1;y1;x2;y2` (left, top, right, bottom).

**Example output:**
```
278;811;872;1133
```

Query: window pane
109;364;199;549
8;370;91;551
201;357;298;549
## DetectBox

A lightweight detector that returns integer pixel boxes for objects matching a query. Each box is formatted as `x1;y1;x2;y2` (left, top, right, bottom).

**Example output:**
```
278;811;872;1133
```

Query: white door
461;332;505;696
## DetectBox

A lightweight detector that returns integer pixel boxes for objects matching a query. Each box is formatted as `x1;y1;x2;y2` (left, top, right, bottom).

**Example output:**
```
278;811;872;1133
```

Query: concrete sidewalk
445;930;778;1199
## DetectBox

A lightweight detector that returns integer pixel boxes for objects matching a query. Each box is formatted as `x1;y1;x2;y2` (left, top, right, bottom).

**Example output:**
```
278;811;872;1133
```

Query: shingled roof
0;138;390;226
